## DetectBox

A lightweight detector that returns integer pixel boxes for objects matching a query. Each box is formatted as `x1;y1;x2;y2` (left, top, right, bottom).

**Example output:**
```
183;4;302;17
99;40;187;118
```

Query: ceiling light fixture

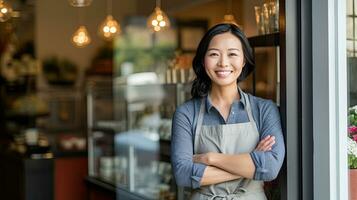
98;0;121;41
147;0;170;32
222;0;242;29
68;0;92;7
72;8;91;47
72;25;91;47
0;0;13;22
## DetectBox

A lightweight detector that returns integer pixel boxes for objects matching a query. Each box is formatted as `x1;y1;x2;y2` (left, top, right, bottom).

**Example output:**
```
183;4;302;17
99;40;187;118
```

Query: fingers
193;154;203;163
192;153;213;165
256;135;275;151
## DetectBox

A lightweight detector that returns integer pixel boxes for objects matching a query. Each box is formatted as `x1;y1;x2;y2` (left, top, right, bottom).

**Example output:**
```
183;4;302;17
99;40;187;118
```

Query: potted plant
348;105;357;199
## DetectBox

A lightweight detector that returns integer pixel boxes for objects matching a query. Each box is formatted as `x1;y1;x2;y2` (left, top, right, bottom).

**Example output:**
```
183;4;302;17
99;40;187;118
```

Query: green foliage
113;32;176;75
349;154;357;169
350;113;357;126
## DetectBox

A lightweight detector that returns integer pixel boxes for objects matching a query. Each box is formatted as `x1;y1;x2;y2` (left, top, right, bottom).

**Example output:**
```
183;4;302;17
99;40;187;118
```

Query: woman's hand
193;152;216;165
255;135;275;151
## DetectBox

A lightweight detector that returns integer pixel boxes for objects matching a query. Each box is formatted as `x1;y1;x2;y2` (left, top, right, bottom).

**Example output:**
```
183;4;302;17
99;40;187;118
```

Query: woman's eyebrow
206;48;242;52
228;48;241;51
207;48;219;51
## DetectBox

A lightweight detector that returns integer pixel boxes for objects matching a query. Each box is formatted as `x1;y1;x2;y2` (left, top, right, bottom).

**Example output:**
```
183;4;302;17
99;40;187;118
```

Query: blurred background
0;0;281;199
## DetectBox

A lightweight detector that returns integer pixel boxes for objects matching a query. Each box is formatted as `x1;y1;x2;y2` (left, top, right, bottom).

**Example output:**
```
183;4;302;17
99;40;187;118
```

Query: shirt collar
205;87;247;113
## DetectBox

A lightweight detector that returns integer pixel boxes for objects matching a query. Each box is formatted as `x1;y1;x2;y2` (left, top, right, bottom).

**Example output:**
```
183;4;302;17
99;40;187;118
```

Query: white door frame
312;0;348;199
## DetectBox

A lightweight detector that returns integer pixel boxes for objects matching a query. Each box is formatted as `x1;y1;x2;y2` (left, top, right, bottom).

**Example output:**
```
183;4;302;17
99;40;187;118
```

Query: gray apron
191;92;267;200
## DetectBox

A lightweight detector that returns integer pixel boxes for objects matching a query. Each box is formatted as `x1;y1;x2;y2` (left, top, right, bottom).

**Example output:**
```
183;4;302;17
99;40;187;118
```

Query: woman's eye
209;53;219;56
229;53;238;56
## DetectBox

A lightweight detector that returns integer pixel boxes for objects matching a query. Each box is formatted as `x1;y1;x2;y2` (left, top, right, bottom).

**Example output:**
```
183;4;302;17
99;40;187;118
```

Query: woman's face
204;32;245;88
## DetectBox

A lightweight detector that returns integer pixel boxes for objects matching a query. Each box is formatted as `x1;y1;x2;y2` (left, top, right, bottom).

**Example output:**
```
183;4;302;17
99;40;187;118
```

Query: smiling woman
171;23;285;200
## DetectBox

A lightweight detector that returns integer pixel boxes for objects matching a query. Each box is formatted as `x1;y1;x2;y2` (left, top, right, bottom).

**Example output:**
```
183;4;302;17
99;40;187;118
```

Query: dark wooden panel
55;157;88;200
0;153;54;200
248;32;280;48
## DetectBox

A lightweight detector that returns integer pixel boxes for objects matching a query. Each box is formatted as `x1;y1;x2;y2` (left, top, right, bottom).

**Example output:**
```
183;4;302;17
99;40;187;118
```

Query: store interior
0;0;281;199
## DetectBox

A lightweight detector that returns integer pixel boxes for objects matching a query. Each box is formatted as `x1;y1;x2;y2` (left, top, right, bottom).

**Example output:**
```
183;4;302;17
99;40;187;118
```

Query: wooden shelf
248;32;280;47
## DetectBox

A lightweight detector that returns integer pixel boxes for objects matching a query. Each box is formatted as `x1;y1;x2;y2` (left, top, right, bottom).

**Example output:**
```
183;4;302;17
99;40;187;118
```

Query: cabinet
86;74;191;200
0;152;54;200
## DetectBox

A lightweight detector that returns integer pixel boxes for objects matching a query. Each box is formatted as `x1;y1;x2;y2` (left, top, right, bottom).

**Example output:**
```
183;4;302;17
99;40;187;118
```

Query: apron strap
194;98;205;153
240;89;255;123
240;88;260;134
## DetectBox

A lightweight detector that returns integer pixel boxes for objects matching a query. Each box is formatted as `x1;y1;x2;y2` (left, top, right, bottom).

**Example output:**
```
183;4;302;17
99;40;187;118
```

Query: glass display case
87;73;191;200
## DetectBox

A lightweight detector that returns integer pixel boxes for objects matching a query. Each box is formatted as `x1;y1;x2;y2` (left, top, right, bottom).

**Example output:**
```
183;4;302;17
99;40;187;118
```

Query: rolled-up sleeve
171;105;207;188
250;100;285;181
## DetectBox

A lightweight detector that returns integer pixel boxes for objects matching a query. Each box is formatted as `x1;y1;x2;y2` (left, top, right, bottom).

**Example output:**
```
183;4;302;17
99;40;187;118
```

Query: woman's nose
218;55;229;67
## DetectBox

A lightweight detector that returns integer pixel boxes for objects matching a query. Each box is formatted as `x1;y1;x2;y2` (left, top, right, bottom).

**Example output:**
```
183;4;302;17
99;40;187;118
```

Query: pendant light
222;0;242;29
0;0;13;22
72;26;91;47
147;0;170;32
98;0;121;41
72;8;91;47
68;0;92;7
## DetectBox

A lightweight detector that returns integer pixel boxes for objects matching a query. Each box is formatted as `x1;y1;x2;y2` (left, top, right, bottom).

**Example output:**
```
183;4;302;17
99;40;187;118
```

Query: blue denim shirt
171;89;285;189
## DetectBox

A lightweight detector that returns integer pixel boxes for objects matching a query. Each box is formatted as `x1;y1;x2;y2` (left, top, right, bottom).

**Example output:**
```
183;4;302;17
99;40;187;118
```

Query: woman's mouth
215;70;232;78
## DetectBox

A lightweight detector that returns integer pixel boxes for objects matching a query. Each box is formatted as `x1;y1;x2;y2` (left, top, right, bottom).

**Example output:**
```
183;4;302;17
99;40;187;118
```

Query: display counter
86;77;190;200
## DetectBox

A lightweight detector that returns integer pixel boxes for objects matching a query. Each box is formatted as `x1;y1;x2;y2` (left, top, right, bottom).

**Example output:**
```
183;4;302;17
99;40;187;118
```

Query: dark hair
191;23;255;98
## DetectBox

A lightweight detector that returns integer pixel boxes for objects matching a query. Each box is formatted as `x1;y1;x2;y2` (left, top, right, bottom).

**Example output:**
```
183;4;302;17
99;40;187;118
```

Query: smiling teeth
216;71;231;77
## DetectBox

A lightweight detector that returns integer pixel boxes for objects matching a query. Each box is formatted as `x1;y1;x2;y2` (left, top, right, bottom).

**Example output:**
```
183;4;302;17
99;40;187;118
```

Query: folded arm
250;101;285;181
194;101;285;182
171;106;207;188
170;105;274;188
200;166;241;186
194;135;276;180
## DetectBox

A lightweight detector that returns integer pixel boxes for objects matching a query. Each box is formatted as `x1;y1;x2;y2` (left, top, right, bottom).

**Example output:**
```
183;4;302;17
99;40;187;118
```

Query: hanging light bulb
223;14;238;26
99;15;121;40
98;0;121;41
222;0;242;29
147;0;170;32
72;26;91;47
0;0;13;22
68;0;92;7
